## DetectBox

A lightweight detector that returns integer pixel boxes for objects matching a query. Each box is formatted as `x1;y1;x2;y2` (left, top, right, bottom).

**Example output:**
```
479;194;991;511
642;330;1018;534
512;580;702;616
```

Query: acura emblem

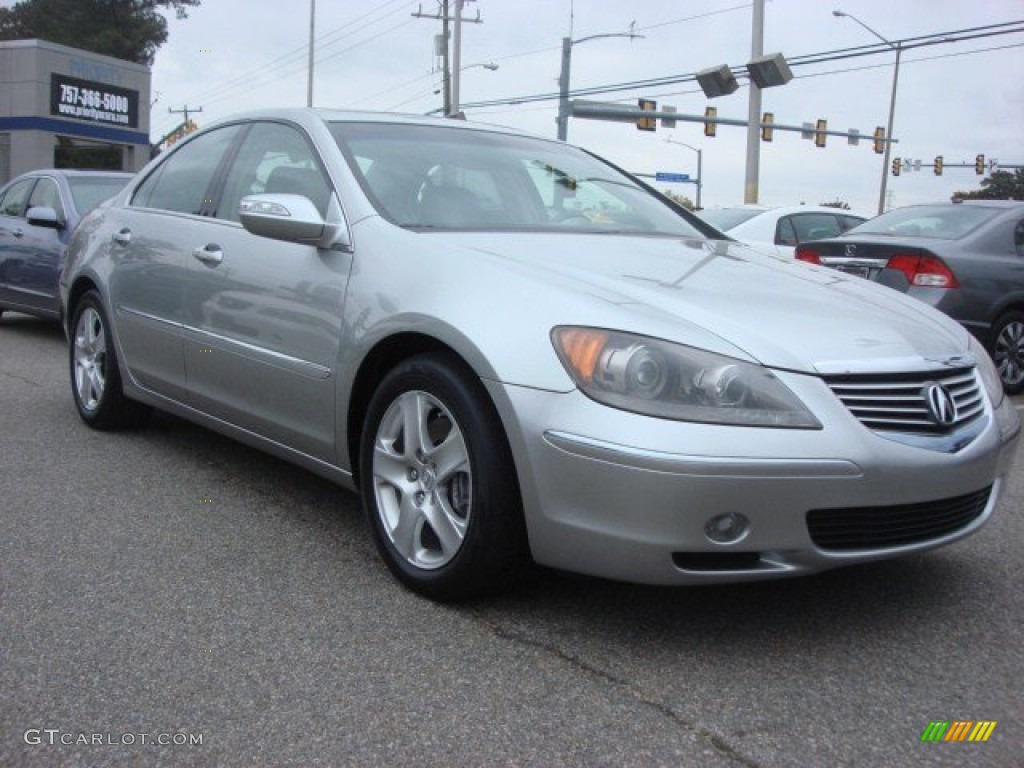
923;383;958;427
845;244;857;257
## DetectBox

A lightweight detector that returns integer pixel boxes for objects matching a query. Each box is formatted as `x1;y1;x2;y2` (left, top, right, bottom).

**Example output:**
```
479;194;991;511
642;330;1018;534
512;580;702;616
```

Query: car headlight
551;327;821;428
969;334;1004;407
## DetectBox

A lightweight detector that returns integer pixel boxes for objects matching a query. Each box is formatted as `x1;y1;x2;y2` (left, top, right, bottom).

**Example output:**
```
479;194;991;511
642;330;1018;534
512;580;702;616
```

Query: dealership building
0;39;151;184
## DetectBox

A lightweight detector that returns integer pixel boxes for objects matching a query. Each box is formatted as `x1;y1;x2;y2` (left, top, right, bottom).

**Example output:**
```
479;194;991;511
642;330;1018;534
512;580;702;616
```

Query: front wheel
990;311;1024;395
70;290;151;429
359;354;529;601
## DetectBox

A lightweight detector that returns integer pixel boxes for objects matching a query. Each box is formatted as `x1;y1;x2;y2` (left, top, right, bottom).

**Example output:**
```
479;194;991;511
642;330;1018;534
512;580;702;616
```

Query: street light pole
833;9;900;215
665;137;703;211
557;29;641;141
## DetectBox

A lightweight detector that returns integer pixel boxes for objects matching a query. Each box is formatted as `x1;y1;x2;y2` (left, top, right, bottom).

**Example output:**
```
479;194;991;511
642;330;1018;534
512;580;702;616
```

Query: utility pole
441;0;451;115
743;0;764;204
307;0;315;107
412;1;483;116
168;105;202;125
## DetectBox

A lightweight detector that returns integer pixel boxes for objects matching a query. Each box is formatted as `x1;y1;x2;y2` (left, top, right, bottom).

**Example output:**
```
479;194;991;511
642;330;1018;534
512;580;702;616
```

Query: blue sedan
0;169;132;322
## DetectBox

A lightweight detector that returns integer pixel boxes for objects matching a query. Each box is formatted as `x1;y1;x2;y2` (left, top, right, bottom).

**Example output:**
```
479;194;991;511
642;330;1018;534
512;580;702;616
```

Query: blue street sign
655;172;690;182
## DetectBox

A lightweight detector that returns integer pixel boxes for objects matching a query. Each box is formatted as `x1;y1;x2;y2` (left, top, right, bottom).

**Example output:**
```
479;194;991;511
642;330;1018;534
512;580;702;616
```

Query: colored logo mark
921;720;997;742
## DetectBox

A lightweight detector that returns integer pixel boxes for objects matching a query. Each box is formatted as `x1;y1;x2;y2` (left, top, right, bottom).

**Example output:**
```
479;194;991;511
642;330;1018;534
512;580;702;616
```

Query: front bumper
485;370;1020;585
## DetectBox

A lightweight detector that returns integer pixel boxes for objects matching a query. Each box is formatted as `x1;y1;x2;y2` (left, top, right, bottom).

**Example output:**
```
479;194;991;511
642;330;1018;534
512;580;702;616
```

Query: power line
452;20;1024;112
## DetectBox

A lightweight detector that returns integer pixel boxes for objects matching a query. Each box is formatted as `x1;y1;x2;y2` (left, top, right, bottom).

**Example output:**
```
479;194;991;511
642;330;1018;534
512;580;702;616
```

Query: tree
0;0;200;66
952;169;1024;202
819;199;851;210
661;190;695;210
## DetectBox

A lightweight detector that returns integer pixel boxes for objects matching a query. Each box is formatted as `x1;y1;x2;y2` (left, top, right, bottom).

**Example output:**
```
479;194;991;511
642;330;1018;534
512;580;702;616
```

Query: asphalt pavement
2;312;1022;767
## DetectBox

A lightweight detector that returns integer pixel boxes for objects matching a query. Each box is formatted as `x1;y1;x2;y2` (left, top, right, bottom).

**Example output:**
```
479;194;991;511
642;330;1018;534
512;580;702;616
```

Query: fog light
704;512;750;544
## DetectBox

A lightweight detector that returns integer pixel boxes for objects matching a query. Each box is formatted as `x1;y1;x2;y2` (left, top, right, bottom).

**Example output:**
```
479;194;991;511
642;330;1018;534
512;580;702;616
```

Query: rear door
111;124;243;401
0;177;38;310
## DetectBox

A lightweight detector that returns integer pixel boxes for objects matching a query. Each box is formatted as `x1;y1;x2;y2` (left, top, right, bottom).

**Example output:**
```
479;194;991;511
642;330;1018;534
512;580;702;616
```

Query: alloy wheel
994;319;1024;389
370;390;472;570
74;306;107;412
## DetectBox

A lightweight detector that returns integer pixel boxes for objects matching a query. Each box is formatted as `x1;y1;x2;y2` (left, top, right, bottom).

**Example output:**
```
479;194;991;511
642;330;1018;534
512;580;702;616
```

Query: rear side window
132;125;242;214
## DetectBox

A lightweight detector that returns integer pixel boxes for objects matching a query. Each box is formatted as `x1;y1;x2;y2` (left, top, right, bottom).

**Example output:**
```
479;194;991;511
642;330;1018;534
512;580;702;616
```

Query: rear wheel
991;311;1024;395
70;290;151;429
359;354;528;601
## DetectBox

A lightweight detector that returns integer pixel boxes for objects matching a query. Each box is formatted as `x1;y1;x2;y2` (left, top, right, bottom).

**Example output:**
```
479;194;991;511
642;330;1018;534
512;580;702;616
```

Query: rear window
849;205;1000;240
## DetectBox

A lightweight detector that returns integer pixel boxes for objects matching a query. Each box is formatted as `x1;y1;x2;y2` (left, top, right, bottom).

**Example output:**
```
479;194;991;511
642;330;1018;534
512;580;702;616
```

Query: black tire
359;353;529;601
69;290;151;430
990;310;1024;395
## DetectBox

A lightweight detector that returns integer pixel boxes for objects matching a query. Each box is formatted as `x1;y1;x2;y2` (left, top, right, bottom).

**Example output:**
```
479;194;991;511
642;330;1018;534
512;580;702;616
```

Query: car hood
443;232;969;374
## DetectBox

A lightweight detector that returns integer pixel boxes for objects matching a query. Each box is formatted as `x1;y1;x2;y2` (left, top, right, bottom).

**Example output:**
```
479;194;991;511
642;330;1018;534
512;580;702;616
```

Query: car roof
703;204;865;216
201;107;554;143
947;199;1024;209
7;169;134;181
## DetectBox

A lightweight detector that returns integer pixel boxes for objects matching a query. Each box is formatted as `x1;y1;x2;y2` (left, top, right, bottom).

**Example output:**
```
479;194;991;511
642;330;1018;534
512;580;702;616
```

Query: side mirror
26;206;63;230
239;193;348;250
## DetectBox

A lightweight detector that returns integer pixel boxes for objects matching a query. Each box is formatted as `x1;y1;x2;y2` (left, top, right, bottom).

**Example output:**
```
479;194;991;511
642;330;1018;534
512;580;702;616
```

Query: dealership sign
50;74;139;129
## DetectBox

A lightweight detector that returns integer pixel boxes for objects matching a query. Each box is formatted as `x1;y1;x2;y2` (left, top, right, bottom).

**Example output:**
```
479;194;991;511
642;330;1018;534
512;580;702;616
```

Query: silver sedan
60;110;1020;601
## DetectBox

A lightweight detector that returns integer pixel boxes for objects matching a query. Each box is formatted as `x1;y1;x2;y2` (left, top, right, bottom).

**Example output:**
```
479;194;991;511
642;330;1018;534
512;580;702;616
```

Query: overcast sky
56;0;1024;212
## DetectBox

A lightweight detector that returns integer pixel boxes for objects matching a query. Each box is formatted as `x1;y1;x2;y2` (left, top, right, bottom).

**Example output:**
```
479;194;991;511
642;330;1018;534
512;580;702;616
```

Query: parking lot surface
2;312;1022;767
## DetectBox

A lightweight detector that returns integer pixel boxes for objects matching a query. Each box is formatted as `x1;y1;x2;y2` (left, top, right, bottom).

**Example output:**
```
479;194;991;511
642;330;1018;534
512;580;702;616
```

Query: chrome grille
824;368;984;433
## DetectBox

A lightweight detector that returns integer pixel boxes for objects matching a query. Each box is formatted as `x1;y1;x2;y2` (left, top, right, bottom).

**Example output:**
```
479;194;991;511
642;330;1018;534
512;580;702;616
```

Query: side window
27;178;65;220
776;217;798;246
217;122;331;222
132;125;242;215
790;213;842;243
0;178;35;217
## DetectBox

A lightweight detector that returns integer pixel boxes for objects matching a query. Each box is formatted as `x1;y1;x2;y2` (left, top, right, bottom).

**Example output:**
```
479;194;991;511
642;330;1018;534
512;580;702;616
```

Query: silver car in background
60;110;1020;601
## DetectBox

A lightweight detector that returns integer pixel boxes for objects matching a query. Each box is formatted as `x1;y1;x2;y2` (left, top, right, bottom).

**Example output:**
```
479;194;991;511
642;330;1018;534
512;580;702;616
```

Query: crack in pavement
1;371;44;387
469;612;763;768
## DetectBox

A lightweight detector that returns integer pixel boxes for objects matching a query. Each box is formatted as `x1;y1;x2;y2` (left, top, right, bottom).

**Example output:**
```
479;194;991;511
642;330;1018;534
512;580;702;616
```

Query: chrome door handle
192;244;223;266
12;228;24;239
112;228;131;246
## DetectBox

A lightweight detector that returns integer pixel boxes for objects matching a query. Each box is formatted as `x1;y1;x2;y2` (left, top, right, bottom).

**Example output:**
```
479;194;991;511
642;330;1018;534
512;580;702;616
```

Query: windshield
329;121;708;237
68;176;131;215
698;208;764;231
847;205;999;240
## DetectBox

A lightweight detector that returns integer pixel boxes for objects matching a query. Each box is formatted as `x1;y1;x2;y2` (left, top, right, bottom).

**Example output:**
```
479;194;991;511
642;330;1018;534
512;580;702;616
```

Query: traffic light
704;106;717;137
934;156;943;176
636;99;656;132
873;126;885;154
892;158;901;176
975;154;985;174
814;119;827;148
761;112;774;142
